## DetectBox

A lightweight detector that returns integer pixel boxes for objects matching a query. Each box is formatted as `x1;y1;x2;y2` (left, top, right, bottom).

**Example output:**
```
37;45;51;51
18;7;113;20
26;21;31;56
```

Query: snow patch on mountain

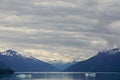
97;48;120;55
0;49;21;56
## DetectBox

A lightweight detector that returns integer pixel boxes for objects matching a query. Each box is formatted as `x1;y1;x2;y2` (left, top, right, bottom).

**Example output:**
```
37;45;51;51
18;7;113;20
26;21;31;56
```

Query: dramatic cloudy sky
0;0;120;62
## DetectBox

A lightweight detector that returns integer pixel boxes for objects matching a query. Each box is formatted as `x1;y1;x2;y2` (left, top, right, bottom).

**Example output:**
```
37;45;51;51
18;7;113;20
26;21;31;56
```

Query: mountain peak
6;49;17;53
0;49;20;56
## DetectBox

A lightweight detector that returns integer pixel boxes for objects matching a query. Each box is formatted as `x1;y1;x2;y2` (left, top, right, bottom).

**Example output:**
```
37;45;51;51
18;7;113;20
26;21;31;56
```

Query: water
0;72;120;80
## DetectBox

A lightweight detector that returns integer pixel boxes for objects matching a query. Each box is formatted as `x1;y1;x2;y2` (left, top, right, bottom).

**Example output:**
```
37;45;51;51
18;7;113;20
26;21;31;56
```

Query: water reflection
0;72;120;80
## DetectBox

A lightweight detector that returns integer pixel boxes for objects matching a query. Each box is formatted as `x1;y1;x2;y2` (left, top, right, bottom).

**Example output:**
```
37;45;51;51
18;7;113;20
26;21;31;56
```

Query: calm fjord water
0;72;120;80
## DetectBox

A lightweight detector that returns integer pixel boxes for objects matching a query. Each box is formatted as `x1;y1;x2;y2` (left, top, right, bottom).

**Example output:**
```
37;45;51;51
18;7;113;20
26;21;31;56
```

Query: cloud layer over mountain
0;0;120;62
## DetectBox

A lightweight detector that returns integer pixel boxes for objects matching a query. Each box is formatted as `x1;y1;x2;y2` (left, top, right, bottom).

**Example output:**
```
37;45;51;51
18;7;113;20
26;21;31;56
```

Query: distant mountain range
49;60;76;70
64;48;120;72
1;48;120;72
0;49;57;72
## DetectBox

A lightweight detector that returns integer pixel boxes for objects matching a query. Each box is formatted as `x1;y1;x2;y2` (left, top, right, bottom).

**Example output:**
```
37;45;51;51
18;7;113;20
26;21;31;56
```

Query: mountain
0;49;57;72
49;60;76;70
0;61;14;74
64;48;120;72
0;61;8;69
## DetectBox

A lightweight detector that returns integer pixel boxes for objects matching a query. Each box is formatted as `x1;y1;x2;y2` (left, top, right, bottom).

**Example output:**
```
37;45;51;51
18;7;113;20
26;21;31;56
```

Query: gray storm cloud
0;0;120;62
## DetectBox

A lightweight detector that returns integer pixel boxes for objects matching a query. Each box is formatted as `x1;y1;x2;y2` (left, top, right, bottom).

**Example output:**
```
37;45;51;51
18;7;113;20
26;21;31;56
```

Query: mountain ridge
64;48;120;72
0;49;57;72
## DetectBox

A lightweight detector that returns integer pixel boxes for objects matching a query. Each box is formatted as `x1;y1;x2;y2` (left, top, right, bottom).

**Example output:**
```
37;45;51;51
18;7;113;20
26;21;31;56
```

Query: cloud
0;0;120;62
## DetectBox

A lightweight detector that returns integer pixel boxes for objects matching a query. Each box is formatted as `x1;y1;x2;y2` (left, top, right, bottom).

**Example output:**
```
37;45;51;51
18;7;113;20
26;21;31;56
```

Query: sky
0;0;120;62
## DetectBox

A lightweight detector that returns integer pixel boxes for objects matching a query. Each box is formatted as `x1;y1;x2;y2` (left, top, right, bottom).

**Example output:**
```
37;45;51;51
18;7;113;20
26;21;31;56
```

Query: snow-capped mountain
65;48;120;72
0;49;57;72
0;49;21;56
